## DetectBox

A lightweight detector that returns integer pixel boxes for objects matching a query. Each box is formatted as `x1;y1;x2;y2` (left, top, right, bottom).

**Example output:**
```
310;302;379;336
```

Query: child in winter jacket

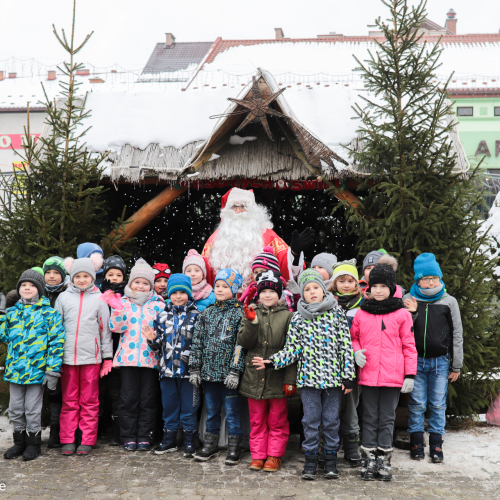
1;269;65;461
42;255;69;449
109;258;164;451
143;274;200;457
351;262;417;481
183;250;215;312
403;253;463;463
253;269;356;481
189;268;245;465
56;256;112;456
152;263;171;300
238;270;295;472
329;259;363;467
99;255;127;446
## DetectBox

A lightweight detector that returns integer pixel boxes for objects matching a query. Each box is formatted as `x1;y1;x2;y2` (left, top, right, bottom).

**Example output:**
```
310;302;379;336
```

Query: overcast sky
1;0;499;70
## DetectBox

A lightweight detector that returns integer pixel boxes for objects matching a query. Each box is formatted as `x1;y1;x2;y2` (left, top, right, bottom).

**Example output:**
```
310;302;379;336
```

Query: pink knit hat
252;246;280;272
128;258;155;289
183;249;207;277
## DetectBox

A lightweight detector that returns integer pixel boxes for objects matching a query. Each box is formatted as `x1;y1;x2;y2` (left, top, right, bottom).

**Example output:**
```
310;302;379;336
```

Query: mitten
42;371;60;391
354;349;367;368
224;370;240;390
189;370;202;388
401;378;415;393
244;304;257;322
283;384;297;397
100;289;123;310
100;359;113;378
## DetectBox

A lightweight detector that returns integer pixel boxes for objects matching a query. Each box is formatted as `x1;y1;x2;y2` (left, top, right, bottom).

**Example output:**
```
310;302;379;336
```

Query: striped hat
166;274;192;299
252;246;280;272
332;259;359;282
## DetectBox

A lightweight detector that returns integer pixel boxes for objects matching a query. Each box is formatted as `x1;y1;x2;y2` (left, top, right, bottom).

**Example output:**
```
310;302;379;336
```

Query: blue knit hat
214;268;243;297
414;253;443;281
167;274;192;298
77;242;104;259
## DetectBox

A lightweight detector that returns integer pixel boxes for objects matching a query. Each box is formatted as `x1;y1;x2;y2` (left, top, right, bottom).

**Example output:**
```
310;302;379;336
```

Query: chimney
9;72;16;79
275;28;285;40
48;70;56;81
0;71;3;81
166;33;176;46
445;8;457;34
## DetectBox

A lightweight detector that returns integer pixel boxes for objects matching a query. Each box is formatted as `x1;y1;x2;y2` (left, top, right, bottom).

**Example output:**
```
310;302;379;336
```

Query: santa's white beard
209;203;273;284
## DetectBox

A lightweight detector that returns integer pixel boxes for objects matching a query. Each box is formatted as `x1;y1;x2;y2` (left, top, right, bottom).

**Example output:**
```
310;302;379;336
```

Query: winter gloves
354;349;367;368
224;370;240;390
100;360;113;378
189;370;202;388
401;378;415;393
290;227;315;264
42;371;60;391
283;384;297;397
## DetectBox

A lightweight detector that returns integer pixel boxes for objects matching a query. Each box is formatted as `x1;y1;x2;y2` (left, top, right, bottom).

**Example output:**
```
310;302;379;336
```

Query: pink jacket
350;307;417;387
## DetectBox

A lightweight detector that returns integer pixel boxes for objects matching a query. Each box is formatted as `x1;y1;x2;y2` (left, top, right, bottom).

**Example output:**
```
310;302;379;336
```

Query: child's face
154;277;168;295
73;272;93;289
214;280;233;301
364;265;375;280
259;289;279;308
105;269;124;284
370;283;391;301
130;278;151;292
19;282;38;300
251;267;267;283
336;275;358;294
303;282;325;304
45;269;63;286
185;264;204;286
312;266;330;282
170;291;189;306
418;276;440;289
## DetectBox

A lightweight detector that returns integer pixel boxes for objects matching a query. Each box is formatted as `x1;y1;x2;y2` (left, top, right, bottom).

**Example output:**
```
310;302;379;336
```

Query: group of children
0;241;463;484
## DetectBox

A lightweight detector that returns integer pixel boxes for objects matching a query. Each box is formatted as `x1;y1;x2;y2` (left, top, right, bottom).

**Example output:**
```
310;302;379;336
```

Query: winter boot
301;451;319;480
410;432;425;460
108;417;120;446
3;430;26;459
323;450;339;479
429;434;444;463
153;429;177;455
47;424;61;449
225;435;242;465
23;431;42;461
343;433;361;467
194;432;219;461
183;429;197;458
360;447;377;481
376;449;393;481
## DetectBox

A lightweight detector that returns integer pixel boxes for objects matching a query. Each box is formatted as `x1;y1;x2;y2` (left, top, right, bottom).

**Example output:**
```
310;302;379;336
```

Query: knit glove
100;360;113;378
401;378;415;393
283;384;297;397
354;349;367;368
224;370;240;390
290;228;315;262
189;370;202;388
100;289;123;310
244;304;257;322
42;371;60;391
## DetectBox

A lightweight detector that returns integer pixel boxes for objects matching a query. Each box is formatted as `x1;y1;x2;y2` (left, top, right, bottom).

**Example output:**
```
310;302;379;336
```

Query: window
457;107;473;116
495;107;500;116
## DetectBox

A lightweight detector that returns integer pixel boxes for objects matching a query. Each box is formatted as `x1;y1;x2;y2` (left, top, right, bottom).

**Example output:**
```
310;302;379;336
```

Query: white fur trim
226;188;255;207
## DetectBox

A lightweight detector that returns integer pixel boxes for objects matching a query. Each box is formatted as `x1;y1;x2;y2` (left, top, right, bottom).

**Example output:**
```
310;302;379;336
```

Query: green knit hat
332;259;359;282
43;256;67;279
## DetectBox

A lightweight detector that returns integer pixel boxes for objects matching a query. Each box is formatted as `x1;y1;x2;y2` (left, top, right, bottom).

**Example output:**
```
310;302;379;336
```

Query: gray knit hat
128;258;155;289
362;249;387;273
298;269;328;298
310;253;338;279
17;269;46;297
70;258;96;282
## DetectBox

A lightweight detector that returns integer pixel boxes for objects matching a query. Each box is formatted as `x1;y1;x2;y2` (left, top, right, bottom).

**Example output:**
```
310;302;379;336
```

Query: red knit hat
153;263;171;281
252;246;280;272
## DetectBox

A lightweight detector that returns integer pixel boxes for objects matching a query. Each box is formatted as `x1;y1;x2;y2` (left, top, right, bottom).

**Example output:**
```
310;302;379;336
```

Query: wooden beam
333;186;362;208
103;185;188;249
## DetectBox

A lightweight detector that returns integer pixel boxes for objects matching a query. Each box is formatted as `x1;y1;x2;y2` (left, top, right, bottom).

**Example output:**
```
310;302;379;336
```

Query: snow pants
60;364;100;445
9;382;44;433
248;397;289;459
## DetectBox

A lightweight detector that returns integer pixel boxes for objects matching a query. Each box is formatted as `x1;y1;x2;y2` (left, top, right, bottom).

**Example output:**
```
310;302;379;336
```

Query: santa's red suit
201;189;292;286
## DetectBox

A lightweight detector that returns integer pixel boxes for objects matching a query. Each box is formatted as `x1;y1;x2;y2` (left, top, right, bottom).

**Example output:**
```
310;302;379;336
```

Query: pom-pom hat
182;249;206;276
128;258;155;289
252;246;280;272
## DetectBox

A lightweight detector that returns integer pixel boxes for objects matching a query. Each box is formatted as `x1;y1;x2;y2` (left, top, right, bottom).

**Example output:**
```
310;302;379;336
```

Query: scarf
334;291;362;311
19;294;39;305
192;278;213;302
409;281;445;302
297;291;337;321
360;297;404;315
45;283;65;294
124;285;153;306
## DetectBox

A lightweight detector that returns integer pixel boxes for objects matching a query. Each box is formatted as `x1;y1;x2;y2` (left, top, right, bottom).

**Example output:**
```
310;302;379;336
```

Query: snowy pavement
0;416;499;499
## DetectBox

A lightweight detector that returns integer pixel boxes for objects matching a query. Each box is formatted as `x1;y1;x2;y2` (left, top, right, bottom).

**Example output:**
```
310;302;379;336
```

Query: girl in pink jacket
350;262;417;482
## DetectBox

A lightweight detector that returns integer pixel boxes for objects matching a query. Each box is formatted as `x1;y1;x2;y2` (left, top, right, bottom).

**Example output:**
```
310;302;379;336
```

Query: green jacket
237;303;296;400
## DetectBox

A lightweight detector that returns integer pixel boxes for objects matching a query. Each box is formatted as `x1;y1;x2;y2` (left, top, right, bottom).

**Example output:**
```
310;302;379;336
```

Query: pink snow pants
248;397;289;459
60;364;100;446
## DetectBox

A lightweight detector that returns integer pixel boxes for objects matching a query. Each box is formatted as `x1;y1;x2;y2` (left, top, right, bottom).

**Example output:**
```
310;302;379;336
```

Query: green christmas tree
330;0;500;417
0;0;129;292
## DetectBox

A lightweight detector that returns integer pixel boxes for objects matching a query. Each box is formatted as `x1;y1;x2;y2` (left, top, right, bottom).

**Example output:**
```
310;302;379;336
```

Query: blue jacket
148;298;200;379
195;290;216;312
0;297;65;384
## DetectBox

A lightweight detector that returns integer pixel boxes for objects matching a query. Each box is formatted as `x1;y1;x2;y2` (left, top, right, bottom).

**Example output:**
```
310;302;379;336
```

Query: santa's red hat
221;188;255;209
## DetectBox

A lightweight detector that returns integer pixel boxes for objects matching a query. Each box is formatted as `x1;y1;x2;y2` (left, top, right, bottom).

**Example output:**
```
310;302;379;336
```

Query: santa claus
201;188;313;288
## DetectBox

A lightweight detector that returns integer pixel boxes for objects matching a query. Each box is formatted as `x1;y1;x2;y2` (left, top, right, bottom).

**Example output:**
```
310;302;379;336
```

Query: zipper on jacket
423;304;429;358
74;291;84;365
95;339;99;362
139;304;144;367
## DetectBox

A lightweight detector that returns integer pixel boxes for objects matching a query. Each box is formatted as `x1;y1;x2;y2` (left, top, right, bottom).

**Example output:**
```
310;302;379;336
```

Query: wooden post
104;185;188;249
334;186;362;208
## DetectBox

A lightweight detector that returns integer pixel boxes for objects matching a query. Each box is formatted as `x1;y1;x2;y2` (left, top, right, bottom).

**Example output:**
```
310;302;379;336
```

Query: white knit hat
128;258;155;289
183;249;207;277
